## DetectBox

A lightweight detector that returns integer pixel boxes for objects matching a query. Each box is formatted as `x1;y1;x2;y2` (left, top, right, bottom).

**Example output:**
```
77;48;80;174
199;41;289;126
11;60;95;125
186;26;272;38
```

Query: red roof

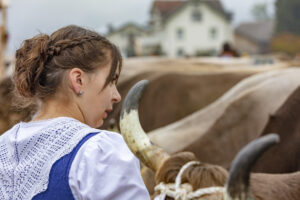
151;0;231;21
152;1;185;17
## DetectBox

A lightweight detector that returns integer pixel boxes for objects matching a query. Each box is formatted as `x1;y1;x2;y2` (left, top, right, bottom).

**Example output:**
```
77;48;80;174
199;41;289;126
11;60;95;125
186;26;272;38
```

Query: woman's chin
95;119;104;129
89;117;104;129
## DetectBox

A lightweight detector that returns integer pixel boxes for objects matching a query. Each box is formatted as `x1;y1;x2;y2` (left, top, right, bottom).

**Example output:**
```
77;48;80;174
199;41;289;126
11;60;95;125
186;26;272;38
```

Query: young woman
0;25;150;200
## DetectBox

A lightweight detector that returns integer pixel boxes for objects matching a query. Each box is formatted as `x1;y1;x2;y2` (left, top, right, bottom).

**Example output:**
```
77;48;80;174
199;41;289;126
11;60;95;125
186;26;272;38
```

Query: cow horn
120;80;170;171
224;133;280;200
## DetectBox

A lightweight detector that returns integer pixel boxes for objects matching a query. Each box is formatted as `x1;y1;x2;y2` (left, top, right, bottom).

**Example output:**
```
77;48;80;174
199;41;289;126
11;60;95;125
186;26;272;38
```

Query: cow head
120;80;280;200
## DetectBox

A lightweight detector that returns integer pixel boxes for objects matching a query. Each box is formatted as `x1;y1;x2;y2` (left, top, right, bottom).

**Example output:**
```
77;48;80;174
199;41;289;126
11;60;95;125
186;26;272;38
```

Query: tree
251;3;271;21
275;0;300;35
271;33;300;55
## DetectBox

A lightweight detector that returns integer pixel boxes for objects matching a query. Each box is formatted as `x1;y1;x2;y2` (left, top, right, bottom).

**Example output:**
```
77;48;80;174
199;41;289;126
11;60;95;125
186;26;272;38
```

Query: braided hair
14;25;122;106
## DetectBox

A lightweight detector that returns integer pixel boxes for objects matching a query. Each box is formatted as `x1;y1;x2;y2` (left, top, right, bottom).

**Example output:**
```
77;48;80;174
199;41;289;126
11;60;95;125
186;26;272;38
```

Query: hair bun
14;34;50;98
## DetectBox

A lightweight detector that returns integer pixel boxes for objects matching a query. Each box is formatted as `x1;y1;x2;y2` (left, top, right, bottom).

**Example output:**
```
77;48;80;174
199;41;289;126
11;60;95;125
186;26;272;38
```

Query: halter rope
154;161;224;200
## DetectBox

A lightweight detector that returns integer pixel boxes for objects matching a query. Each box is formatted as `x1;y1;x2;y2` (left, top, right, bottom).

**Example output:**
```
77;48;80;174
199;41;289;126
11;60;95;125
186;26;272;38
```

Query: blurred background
1;0;299;57
0;0;299;70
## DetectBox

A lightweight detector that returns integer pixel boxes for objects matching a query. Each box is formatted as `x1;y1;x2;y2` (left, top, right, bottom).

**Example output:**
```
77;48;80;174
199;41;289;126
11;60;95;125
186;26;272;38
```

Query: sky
5;0;275;54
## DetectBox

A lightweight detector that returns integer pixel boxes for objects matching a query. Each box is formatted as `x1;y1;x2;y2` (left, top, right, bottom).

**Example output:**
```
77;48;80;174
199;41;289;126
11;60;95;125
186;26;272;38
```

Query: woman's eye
111;75;119;85
110;78;117;85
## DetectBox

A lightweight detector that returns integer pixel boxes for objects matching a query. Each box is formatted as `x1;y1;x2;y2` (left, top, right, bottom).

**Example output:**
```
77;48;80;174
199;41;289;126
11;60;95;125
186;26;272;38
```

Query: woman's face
80;58;121;128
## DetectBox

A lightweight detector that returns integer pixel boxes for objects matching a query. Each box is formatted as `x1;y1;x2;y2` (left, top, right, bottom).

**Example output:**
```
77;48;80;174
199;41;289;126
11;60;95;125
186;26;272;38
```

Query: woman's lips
103;112;108;119
103;109;112;119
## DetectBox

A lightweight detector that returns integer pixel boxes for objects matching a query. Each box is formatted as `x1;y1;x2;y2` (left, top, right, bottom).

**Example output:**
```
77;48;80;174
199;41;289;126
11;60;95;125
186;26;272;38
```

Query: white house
106;23;149;57
107;0;234;58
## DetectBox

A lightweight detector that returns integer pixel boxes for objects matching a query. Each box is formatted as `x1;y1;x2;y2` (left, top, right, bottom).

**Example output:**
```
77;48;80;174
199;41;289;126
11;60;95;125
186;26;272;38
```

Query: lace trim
0;118;99;200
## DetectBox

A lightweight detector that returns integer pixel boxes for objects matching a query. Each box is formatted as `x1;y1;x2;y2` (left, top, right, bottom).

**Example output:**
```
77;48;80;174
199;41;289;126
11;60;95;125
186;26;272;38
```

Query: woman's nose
113;88;121;103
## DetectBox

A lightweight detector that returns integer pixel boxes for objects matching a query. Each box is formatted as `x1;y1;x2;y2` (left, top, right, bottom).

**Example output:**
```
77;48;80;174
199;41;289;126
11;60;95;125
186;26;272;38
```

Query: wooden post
0;0;8;81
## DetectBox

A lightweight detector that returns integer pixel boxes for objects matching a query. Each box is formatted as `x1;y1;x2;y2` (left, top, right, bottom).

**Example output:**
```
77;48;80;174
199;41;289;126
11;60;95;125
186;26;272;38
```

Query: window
176;28;184;40
210;27;218;39
192;10;202;22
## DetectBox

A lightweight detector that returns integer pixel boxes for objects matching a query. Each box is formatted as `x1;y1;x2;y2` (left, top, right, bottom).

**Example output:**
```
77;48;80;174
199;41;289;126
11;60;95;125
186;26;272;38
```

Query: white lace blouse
0;117;150;200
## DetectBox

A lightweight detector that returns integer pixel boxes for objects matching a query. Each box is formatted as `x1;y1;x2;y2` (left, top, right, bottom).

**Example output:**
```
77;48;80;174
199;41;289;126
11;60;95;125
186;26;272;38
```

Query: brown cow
152;137;300;200
252;85;300;173
102;71;256;132
120;80;300;200
135;68;300;194
149;68;300;168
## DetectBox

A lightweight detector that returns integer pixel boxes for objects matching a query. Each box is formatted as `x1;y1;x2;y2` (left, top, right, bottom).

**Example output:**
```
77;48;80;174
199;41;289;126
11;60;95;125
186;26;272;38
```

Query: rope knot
154;161;225;200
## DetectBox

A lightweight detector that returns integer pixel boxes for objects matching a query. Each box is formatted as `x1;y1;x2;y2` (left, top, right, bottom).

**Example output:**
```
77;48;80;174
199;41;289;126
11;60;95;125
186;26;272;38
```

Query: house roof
151;0;231;22
235;20;275;44
152;1;185;19
106;22;149;37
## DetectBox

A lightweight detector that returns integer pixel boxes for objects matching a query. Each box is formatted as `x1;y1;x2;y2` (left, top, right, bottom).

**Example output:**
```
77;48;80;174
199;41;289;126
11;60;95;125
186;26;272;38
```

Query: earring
78;90;83;96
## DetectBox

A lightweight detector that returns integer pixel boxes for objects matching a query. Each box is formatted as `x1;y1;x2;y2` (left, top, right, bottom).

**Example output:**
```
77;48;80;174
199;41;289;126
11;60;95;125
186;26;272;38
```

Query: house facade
107;0;234;57
106;23;149;57
234;20;275;55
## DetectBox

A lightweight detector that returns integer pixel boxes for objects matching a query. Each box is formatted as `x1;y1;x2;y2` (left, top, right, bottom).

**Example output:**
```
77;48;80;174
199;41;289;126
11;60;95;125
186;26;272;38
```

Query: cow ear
224;133;280;200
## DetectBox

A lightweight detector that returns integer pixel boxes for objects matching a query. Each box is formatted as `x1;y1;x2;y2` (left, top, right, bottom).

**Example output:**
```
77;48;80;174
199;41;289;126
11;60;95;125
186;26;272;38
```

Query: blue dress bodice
32;132;99;200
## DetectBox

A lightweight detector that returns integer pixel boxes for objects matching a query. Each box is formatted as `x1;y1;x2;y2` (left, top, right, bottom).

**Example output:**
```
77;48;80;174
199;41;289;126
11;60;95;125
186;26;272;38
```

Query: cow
120;80;300;200
140;68;300;193
252;85;300;173
148;68;300;169
120;68;300;194
102;71;255;132
102;55;288;132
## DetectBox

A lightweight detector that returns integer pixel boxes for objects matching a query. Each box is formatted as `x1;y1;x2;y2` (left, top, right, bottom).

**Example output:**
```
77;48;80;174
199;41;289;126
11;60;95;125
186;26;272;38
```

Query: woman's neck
32;97;85;124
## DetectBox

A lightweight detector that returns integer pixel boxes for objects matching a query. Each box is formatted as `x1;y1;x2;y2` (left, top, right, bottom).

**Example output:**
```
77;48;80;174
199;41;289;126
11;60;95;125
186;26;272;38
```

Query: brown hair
14;25;122;106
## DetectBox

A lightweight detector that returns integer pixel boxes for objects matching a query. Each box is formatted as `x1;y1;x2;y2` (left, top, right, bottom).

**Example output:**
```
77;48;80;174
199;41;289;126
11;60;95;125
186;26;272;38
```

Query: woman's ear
68;68;84;95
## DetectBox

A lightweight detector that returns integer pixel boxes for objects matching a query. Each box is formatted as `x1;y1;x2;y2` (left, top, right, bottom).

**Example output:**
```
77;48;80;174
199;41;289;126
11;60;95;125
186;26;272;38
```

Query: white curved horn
120;80;169;171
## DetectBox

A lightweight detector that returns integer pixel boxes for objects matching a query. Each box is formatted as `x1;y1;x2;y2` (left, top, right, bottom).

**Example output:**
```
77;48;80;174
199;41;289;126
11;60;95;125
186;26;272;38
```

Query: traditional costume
0;117;150;200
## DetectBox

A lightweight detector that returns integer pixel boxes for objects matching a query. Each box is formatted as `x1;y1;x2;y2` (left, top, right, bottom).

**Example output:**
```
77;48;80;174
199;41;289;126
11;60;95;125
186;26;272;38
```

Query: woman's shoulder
70;129;140;174
88;130;126;145
69;130;149;199
78;130;134;160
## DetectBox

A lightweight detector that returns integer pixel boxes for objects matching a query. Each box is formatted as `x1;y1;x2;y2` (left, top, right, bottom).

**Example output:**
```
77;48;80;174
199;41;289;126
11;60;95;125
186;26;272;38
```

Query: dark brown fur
252;86;300;173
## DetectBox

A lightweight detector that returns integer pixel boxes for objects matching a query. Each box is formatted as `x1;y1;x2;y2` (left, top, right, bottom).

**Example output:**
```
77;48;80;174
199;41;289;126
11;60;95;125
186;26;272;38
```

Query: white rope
154;161;225;200
175;161;200;189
